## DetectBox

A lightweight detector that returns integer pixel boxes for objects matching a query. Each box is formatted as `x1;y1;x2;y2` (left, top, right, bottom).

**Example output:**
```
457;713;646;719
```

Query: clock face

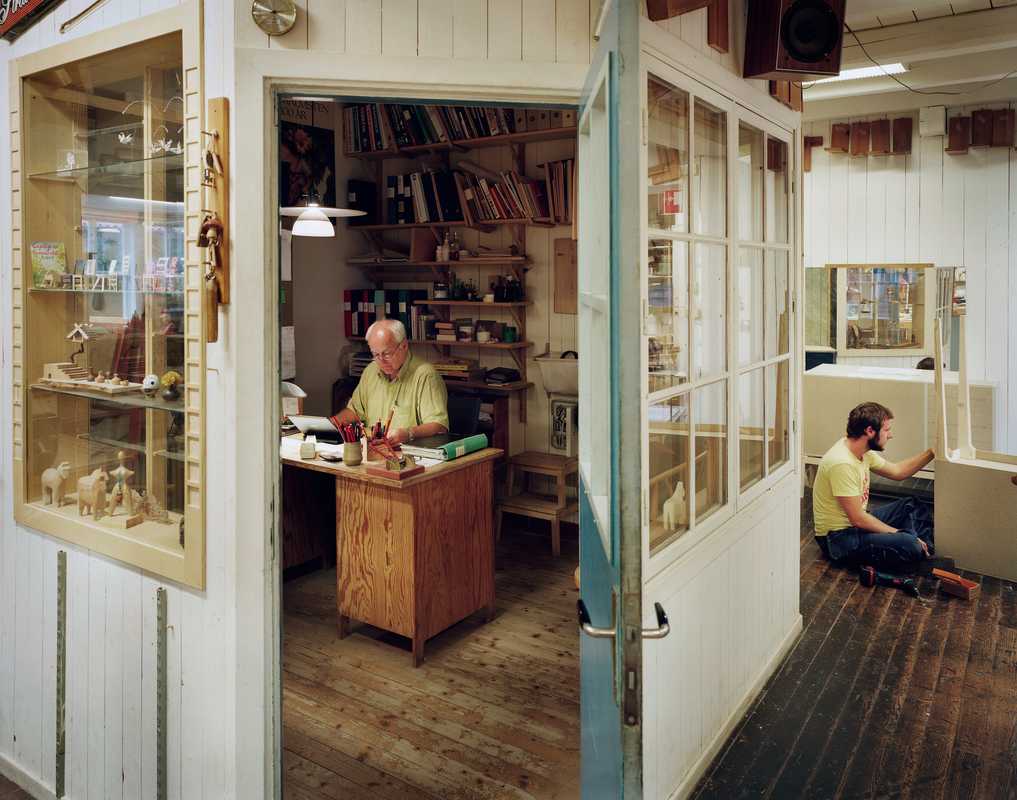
251;0;297;35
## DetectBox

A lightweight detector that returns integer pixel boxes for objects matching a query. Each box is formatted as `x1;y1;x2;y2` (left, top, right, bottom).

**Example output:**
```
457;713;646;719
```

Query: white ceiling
845;0;1014;31
802;2;1017;108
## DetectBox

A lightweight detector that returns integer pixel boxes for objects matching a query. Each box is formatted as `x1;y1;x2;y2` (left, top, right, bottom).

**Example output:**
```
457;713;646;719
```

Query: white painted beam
841;6;1017;68
803;76;1017;120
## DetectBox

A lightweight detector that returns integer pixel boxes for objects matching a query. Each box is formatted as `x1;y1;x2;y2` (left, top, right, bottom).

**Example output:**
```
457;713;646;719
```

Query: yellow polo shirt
812;438;886;535
348;352;449;432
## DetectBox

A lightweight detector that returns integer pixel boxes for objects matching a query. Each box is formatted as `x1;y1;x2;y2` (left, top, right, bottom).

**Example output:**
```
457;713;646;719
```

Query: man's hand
919;539;929;557
386;427;410;446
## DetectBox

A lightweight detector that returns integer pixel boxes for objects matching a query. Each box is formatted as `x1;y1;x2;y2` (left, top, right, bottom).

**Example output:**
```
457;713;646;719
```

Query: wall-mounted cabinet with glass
644;66;793;558
826;263;936;358
11;7;206;587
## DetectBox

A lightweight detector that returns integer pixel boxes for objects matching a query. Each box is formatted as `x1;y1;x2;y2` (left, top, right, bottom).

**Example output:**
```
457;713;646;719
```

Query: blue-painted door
577;3;643;797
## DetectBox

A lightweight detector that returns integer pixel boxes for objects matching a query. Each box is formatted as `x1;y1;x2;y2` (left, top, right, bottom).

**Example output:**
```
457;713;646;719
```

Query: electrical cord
800;21;1017;96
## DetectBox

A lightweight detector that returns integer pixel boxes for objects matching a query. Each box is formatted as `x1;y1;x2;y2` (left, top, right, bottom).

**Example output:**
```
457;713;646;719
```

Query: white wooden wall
236;0;599;63
804;106;1017;454
644;472;801;800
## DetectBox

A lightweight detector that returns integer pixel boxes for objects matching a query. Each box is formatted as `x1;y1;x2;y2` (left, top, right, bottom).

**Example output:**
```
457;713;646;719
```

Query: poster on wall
0;0;65;42
279;100;336;208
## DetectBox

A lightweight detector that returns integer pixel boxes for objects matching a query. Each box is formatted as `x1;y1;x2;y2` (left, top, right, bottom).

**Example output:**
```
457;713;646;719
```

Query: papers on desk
279;438;345;461
413;456;443;469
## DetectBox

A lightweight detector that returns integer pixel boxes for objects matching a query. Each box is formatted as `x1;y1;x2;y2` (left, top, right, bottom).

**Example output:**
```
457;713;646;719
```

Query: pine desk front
281;442;502;665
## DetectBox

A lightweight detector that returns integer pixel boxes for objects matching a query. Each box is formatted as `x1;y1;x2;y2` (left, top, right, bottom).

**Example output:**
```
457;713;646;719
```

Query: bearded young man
812;402;935;569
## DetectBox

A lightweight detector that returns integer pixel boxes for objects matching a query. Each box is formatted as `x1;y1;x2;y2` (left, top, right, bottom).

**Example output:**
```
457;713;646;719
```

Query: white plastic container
535;350;579;396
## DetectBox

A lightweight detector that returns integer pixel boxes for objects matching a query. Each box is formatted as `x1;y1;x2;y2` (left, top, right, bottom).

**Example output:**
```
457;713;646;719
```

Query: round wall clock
251;0;297;35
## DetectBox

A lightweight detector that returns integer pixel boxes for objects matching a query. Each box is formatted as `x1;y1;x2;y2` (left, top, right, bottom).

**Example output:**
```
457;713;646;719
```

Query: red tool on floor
859;565;920;598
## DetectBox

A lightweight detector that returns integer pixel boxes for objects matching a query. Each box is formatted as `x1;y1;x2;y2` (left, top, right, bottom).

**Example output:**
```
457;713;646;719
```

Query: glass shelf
30;383;185;413
28;152;183;182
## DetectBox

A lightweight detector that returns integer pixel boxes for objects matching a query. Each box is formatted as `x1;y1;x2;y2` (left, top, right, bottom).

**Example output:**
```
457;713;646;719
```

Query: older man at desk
334;318;449;444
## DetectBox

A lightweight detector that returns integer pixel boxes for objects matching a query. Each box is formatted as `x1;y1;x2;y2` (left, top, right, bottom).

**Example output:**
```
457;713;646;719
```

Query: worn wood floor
0;774;29;800
693;493;1017;800
282;521;581;800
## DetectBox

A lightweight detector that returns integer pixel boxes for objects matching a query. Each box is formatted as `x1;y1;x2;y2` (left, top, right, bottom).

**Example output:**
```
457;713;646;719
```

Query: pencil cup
343;442;363;466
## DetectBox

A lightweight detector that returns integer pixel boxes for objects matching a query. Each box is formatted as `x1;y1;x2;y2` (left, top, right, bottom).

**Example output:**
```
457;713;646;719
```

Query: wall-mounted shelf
30;383;185;413
349;336;529;351
349;127;577;160
351;218;554;233
420;300;530;308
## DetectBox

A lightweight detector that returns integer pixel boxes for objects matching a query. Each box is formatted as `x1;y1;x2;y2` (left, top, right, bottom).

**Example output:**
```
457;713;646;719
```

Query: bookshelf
341;102;577;424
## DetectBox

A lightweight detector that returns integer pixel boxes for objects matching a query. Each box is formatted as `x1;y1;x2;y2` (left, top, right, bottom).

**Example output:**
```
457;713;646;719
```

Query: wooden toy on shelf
76;468;109;519
41;461;71;506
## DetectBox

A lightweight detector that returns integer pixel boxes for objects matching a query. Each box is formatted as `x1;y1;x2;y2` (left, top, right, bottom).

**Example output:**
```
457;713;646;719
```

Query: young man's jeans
816;497;934;570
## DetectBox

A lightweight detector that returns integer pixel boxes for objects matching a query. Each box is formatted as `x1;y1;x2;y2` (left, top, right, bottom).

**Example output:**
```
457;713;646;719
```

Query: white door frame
230;48;586;798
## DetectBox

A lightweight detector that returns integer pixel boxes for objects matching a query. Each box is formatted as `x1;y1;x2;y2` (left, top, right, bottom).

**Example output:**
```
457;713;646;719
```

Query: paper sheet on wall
281;325;296;379
281;229;292;281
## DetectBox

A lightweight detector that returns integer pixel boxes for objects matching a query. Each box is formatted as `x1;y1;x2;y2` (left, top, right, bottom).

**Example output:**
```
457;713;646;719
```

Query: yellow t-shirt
812;438;886;535
348;352;449;432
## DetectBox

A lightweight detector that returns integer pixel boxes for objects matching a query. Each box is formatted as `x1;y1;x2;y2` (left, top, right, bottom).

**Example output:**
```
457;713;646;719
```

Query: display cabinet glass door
14;19;204;587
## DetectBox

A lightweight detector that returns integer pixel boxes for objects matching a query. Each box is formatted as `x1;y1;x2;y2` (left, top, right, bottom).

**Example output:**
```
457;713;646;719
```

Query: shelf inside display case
28;152;183;182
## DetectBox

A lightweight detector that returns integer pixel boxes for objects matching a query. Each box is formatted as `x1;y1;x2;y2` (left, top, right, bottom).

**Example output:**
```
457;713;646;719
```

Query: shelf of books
340;103;577;424
342;101;575;158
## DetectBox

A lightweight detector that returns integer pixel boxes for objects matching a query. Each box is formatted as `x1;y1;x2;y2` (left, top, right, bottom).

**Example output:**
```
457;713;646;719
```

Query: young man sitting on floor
813;402;935;570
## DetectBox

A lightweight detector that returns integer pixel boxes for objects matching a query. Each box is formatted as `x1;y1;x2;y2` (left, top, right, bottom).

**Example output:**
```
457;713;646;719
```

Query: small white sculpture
662;480;688;531
141;374;159;396
41;461;72;506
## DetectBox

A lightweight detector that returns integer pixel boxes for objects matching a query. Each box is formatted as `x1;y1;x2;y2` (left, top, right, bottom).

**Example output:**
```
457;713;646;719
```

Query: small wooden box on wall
823;117;912;159
946;109;1014;154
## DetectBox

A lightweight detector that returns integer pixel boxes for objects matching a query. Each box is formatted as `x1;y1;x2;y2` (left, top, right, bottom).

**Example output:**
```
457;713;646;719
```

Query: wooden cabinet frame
10;3;207;588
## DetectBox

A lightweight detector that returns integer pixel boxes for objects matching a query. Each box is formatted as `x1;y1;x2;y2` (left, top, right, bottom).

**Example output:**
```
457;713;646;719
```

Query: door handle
577;599;616;639
642;602;670;640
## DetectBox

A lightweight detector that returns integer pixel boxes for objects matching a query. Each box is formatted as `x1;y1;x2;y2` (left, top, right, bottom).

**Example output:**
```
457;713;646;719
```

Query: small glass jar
433;281;449;299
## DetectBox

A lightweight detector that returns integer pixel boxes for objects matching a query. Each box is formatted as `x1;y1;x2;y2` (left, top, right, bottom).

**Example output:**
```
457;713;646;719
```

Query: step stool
495;451;578;557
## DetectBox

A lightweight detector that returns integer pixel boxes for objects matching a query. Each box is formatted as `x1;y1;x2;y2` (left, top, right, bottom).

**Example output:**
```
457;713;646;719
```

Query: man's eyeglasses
371;343;404;361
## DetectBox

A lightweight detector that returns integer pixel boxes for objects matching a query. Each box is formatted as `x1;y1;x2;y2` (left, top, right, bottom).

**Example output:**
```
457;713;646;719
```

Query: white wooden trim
0;752;57;800
230;50;591;798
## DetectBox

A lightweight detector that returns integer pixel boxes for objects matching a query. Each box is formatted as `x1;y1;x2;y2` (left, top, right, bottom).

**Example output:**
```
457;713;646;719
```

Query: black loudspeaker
743;0;846;81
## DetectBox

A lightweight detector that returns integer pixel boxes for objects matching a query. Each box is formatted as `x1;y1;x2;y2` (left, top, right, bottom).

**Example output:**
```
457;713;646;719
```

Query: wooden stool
495;451;578;557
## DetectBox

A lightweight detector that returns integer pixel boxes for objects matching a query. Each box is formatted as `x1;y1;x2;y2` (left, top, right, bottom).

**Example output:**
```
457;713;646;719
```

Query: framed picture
279;120;336;207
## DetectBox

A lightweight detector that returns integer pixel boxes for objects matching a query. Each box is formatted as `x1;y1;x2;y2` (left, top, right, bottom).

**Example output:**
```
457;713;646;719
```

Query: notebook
400;432;488;461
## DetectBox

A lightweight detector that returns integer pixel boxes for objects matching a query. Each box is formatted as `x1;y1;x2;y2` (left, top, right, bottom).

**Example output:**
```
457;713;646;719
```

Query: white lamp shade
292;207;335;237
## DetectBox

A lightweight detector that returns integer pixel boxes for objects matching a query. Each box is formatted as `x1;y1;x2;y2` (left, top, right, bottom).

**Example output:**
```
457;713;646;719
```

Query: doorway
274;92;583;799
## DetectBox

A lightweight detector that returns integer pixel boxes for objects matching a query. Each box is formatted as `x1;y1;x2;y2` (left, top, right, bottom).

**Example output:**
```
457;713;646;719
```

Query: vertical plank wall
804;108;1017;454
0;0;239;798
0;2;600;799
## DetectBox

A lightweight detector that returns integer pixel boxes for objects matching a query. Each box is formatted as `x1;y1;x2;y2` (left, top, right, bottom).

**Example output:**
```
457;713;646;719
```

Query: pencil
383;404;396;437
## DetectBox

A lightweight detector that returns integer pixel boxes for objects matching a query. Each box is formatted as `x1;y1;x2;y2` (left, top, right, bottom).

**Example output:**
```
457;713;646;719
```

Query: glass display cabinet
644;69;792;556
11;13;205;587
828;263;936;357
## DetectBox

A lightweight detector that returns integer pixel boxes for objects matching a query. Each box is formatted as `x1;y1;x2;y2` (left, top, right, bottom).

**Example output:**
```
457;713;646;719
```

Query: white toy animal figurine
662;480;688;531
41;461;72;506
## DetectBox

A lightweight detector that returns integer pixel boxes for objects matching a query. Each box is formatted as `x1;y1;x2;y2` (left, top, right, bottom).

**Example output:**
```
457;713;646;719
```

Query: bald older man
334;319;449;445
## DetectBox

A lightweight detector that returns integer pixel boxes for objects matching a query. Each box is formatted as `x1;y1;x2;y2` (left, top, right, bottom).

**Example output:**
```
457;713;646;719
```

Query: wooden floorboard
282;522;580;800
0;774;30;800
693;493;1017;800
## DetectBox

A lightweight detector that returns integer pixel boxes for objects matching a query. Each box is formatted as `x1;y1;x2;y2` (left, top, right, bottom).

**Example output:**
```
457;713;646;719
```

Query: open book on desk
400;433;488;461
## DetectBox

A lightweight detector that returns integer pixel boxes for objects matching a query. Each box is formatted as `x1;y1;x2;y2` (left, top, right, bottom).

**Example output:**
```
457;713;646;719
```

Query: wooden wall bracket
803;136;823;172
202;97;229;343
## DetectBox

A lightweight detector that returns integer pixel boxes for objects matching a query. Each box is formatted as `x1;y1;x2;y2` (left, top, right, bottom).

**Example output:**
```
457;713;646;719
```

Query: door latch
577;598;616;639
642;602;671;639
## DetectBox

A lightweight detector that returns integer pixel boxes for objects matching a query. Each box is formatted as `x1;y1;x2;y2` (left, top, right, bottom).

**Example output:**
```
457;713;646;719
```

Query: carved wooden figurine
109;450;136;515
77;468;109;519
41;461;71;506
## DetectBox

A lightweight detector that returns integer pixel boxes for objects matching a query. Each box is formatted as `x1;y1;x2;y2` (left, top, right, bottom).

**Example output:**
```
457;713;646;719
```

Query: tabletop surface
281;435;503;489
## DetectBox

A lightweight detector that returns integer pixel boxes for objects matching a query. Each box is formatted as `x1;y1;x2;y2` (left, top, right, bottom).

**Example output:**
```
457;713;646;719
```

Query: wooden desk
282;443;503;665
